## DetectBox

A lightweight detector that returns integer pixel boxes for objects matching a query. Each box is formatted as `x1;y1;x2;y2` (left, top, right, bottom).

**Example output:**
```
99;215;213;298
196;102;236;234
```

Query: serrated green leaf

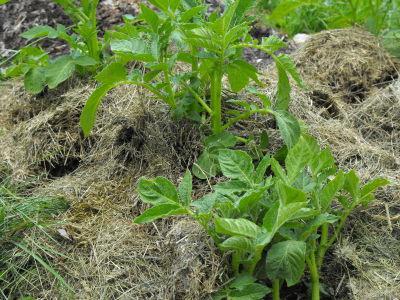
111;38;150;54
229;272;257;289
230;60;262;86
276;53;306;89
140;3;159;33
302;134;321;159
289;208;320;221
219;236;255;253
298;213;340;241
227;99;251;110
343;170;360;200
146;0;168;10
150;35;161;60
215;216;261;238
191;193;218;215
184;38;217;51
260;130;269;149
266;240;306;286
245;86;271;107
46;55;75;89
24;66;45;94
169;0;181;12
80;83;116;136
225;24;246;46
228;283;271;299
216;201;236;218
95;62;127;83
204;131;238;148
210;0;239;35
261;35;287;52
143;69;162;82
134;204;187;224
227;64;249;93
138;176;179;206
219;150;254;185
274;58;290;111
311;146;335;176
192;148;220;179
255;153;271;183
212;180;250;194
285;136;311;184
277;182;307;205
274;110;300;149
292;170;315;194
74;55;98;66
180;6;207;22
20;26;57;39
179;170;192;206
230;0;257;27
270;158;288;184
336;195;350;210
359;178;391;202
238;187;269;214
320;171;344;212
269;1;307;21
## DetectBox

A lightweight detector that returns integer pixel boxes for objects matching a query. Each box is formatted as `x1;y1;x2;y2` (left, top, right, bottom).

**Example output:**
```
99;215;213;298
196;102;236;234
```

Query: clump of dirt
293;27;399;107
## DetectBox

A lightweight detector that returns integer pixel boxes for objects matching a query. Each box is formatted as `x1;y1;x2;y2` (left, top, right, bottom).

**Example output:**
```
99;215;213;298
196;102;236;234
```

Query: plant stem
272;279;280;300
181;81;212;114
305;253;320;300
220;108;273;132
249;247;264;275
210;69;222;134
163;69;176;108
316;223;329;268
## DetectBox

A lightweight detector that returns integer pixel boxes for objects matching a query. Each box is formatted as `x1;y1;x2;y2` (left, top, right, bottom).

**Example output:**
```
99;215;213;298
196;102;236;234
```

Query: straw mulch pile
1;27;399;299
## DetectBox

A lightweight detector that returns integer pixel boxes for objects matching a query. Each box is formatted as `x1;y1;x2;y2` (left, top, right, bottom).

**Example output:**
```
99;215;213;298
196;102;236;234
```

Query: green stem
249;247;264;275
181;81;212;115
210;69;222;134
316;223;329;268
220;108;273;132
305;254;320;300
272;279;280;300
163;69;176;108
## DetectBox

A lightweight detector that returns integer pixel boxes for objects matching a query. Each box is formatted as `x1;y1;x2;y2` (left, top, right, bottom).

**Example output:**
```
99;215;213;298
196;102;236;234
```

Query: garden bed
1;1;400;299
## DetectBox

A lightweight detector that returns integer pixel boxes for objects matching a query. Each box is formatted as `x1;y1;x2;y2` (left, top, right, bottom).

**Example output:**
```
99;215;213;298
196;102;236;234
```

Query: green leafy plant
133;134;390;299
265;0;395;37
80;0;306;148
1;0;109;93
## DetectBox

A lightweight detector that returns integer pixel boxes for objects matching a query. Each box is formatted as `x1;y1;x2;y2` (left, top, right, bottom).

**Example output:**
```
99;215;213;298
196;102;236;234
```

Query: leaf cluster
134;134;390;299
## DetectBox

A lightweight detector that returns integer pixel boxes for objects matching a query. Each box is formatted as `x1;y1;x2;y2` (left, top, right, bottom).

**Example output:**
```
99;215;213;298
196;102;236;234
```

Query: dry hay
292;27;399;107
1;26;400;299
254;27;400;299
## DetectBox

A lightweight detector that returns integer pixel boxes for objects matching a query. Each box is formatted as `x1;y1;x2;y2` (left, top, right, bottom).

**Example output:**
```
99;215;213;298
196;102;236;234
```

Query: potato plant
80;0;306;146
1;0;110;93
134;134;390;299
